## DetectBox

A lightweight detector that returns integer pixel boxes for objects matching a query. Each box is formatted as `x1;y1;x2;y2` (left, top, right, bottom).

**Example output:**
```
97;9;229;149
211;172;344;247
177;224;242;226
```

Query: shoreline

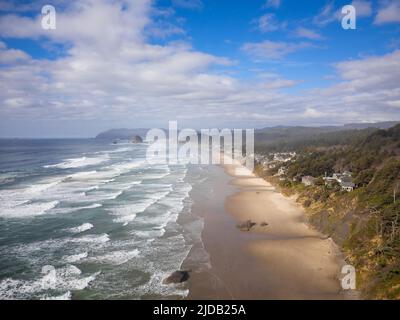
183;161;357;299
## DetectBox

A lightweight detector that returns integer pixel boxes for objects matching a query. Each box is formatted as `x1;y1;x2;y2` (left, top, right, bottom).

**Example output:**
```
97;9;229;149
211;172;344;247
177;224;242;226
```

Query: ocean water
0;139;207;299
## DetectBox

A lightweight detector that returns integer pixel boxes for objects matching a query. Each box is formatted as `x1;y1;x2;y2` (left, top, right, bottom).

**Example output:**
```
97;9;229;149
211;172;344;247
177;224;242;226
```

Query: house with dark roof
341;181;356;192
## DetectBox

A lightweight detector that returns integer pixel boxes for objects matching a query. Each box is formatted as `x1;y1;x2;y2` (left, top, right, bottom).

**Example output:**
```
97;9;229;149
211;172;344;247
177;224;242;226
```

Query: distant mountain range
254;121;400;152
342;121;399;130
256;121;399;133
95;121;399;140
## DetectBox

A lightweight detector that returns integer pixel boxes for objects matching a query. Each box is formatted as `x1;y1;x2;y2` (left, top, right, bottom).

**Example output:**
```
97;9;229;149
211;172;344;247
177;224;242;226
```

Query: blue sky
158;0;398;89
0;0;399;137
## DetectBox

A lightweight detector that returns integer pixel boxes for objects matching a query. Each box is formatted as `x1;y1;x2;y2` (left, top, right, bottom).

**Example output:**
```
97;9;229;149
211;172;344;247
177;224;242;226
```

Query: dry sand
185;160;356;299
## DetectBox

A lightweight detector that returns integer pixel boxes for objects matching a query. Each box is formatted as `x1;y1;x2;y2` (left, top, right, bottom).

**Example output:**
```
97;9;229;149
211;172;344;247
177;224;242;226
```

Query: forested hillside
255;124;400;299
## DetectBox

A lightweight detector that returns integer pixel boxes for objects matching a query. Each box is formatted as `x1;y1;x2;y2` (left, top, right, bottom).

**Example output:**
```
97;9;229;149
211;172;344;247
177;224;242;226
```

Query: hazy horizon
0;119;398;139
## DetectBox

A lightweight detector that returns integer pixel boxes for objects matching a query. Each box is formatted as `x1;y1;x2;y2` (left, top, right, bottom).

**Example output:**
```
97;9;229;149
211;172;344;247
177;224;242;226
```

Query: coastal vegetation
255;124;400;299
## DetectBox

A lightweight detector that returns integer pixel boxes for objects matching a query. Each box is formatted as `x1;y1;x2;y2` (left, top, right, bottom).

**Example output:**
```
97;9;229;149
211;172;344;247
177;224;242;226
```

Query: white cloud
304;50;400;121
313;1;340;26
312;1;371;27
293;27;324;40
0;1;151;47
334;50;400;92
304;107;324;118
241;40;311;60
0;0;399;136
254;13;285;32
351;0;372;17
374;1;400;25
0;45;30;63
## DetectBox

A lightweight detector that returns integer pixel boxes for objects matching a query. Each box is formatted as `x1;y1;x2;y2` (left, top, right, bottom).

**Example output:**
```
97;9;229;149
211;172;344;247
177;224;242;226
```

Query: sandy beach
184;160;355;300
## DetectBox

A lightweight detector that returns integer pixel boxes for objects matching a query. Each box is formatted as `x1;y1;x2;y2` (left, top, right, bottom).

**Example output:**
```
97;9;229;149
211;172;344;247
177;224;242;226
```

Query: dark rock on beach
236;220;257;231
163;270;190;284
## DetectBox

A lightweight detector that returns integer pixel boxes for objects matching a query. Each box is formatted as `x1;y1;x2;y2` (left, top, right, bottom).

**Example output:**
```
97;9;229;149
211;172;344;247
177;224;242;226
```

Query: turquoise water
0;139;204;299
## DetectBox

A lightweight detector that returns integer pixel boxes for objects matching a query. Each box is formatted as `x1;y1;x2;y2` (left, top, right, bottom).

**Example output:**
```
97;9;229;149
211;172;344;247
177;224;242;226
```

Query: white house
341;181;356;192
277;167;287;176
302;176;316;186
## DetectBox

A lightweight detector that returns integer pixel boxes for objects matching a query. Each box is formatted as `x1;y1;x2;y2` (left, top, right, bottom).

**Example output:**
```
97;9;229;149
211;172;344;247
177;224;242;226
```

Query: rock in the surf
163;270;190;284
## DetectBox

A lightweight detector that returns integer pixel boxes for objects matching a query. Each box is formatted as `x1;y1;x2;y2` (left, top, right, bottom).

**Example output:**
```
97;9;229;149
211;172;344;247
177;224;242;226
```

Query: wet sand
184;161;354;299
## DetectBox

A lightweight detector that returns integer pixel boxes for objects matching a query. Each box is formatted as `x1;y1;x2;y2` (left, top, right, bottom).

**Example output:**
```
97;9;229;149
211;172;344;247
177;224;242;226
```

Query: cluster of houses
323;171;356;192
256;152;357;193
255;152;296;169
273;152;296;162
300;171;356;192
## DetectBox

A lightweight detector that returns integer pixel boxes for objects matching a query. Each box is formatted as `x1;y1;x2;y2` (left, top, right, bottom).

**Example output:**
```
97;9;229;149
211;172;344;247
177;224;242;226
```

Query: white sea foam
90;249;140;265
41;291;72;300
0;179;61;209
110;190;171;223
63;252;88;263
85;185;99;191
108;160;147;172
66;164;143;184
71;233;110;244
67;171;103;180
26;180;61;193
1;234;109;268
85;189;125;202
142;172;170;180
98;147;130;154
68;203;102;211
0;143;199;299
44;155;109;169
54;202;103;215
76;203;102;210
0;265;99;300
66;223;94;234
134;229;165;239
0;200;59;218
131;234;192;298
0;176;103;218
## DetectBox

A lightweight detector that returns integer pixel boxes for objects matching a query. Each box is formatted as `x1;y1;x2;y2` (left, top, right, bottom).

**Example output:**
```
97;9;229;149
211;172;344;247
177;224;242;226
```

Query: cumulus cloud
0;42;30;63
303;50;400;121
0;1;236;119
0;0;399;136
374;0;400;25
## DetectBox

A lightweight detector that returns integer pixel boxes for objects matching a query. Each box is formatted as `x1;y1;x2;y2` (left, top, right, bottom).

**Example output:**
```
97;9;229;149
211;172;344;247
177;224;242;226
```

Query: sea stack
131;135;143;143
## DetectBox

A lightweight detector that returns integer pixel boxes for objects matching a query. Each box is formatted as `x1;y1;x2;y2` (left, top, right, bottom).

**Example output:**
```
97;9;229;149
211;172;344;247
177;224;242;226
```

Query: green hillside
255;124;400;299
